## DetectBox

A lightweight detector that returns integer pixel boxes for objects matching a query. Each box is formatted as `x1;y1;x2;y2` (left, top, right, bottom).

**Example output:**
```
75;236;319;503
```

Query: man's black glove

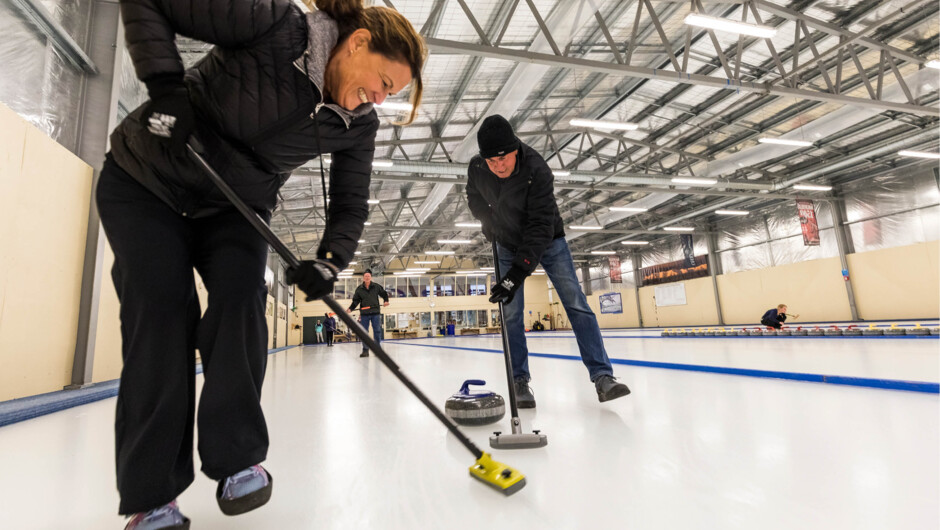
286;259;340;301
489;265;528;305
143;75;195;155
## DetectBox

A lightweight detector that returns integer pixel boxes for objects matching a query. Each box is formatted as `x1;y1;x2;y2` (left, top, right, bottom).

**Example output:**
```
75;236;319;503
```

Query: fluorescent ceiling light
926;60;940;69
480;267;495;271
570;118;639;131
898;150;940;159
532;272;546;275
393;272;423;276
375;101;413;111
348;261;358;265
663;227;694;231
437;239;472;244
405;268;430;272
372;160;394;168
684;13;777;38
715;209;749;216
456;270;485;274
591;250;617;255
358;239;365;243
354;251;362;254
426;250;455;255
363;222;372;226
455;222;482;228
367;199;380;204
570;225;603;230
758;137;812;147
554;170;571;177
793;184;832;191
413;260;439;264
621;240;649;245
609;206;648;212
672;177;718;185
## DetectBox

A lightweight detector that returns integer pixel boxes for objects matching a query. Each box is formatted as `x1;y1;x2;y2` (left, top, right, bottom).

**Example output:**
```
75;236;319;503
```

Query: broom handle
492;243;522;425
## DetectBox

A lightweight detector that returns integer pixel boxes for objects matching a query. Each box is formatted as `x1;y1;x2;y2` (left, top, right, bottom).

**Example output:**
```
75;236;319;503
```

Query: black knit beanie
477;115;520;158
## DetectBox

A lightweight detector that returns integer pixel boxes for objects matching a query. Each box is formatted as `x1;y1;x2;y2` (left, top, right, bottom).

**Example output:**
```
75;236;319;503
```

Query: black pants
761;318;783;329
325;330;334;345
97;158;270;514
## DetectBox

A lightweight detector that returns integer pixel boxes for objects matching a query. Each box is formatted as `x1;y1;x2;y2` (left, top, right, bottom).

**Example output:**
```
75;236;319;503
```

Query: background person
761;304;799;329
347;269;390;357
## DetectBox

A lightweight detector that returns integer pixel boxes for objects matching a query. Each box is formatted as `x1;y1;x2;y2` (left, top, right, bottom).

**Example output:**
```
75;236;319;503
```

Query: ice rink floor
1;329;938;529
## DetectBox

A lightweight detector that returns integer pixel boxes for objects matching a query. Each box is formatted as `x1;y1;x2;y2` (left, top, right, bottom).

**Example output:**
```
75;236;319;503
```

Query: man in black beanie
466;114;630;406
346;269;389;358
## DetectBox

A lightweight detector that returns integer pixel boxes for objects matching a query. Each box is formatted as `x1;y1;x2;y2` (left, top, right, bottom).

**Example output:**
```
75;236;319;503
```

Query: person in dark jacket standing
761;304;798;329
346;269;389;357
466;115;630;408
96;0;425;527
324;313;337;346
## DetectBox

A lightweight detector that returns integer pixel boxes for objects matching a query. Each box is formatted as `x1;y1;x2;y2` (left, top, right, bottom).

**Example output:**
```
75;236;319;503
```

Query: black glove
489;265;528;305
286;259;340;301
143;75;195;155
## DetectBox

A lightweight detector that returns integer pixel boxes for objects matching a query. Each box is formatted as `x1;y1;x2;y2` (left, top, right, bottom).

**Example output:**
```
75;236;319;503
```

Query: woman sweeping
97;0;425;527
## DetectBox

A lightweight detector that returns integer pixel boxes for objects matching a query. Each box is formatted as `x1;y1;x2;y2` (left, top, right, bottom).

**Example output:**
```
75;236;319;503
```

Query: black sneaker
359;350;369;357
513;379;536;409
595;375;630;403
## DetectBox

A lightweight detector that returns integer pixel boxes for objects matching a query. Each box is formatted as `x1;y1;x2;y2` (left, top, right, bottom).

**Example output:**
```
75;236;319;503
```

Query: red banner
796;200;820;246
608;256;622;283
641;255;709;286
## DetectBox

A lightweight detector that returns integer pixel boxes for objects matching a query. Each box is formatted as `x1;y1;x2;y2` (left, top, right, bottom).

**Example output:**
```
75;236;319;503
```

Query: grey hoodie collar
294;10;374;126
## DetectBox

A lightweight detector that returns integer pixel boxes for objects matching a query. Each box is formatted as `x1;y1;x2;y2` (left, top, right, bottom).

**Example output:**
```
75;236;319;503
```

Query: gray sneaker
124;500;190;530
595;375;630;403
513;379;536;409
216;465;272;516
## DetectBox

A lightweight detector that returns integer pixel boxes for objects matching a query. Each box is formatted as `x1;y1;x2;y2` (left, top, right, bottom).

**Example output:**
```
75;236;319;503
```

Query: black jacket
348;283;389;315
466;142;565;273
111;1;377;268
761;309;787;324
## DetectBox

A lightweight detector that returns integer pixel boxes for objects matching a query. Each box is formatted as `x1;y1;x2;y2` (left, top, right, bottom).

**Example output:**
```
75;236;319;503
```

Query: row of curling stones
661;323;939;337
445;380;506;426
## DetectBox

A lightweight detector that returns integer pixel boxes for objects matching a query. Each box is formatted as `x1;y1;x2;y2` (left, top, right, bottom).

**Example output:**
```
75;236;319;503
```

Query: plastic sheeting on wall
119;48;148;118
639;235;707;269
842;170;940;253
0;0;91;150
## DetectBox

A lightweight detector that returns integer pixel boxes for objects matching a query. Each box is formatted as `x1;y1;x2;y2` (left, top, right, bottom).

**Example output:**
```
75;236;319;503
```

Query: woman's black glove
143;75;195;155
286;259;340;301
489;265;528;305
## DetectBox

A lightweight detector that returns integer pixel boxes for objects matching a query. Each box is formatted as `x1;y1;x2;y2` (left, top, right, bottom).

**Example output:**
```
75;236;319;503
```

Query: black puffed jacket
466;143;565;273
110;0;377;268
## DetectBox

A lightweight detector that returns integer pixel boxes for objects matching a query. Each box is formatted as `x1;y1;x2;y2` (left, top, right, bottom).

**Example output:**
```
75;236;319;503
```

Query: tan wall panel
847;241;939;320
0;106;94;401
637;277;719;327
717;257;851;325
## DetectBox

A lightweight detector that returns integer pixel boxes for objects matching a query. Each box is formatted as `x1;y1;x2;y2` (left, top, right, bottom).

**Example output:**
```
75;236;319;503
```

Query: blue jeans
360;313;383;352
497;237;613;382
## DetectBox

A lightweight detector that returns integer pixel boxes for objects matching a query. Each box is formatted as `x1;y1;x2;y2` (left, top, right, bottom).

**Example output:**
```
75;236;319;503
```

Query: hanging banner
680;234;696;267
608;256;622;283
796;199;820;246
641;255;709;286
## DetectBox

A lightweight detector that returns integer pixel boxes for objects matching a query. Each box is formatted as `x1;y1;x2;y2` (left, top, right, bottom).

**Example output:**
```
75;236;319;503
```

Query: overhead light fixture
372;160;394;168
348;261;358;265
363;222;372;226
621;241;649;245
570;225;603;230
590;250;617;255
455;222;482;228
663;227;694;231
532;271;546;275
759;137;812;147
354;251;362;255
672;177;718;186
456;270;485;274
375;101;414;111
570;118;639;131
367;199;380;204
609;206;648;212
426;250;455;255
554;170;571;177
405;268;430;272
684;13;777;38
358;239;365;243
437;239;472;244
715;209;749;216
898;150;940;159
413;260;440;264
793;184;832;191
393;272;423;276
925;60;940;69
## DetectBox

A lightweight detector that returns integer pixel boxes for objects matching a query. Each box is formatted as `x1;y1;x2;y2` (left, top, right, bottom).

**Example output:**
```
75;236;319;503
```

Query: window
437;275;454;296
468;275;488;295
407;277;420;297
334;278;347;299
455;275;467;296
419;277;431;297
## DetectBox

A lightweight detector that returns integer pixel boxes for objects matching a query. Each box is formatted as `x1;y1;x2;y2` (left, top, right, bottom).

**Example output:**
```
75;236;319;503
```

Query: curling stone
661;329;671;337
906;325;929;336
736;328;749;336
790;326;808;336
862;324;883;336
445;380;505;426
842;325;862;336
807;327;825;337
824;326;843;336
675;329;688;337
748;328;764;336
930;328;939;335
884;324;906;336
704;329;716;336
695;328;707;337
